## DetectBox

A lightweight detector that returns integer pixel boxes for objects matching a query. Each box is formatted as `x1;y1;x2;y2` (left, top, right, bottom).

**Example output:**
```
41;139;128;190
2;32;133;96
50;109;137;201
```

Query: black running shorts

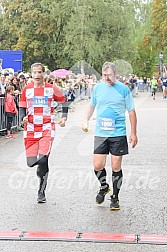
94;136;129;156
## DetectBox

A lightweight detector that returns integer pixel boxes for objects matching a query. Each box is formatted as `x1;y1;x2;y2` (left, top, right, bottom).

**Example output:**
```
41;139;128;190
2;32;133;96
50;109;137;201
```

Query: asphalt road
0;92;167;251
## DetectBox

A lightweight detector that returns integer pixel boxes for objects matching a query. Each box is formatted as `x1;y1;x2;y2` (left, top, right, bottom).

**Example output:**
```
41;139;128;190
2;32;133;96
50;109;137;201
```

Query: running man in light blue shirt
82;62;138;210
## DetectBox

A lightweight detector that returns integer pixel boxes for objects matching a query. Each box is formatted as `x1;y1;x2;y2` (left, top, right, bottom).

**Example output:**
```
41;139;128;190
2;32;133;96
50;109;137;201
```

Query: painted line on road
79;232;136;243
0;231;167;244
22;231;78;241
0;231;22;240
138;234;167;244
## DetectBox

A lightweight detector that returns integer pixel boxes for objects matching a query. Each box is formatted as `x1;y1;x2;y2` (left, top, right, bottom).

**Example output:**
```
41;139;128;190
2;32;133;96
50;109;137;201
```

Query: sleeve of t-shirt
19;87;27;108
53;86;66;103
124;89;135;112
90;87;96;107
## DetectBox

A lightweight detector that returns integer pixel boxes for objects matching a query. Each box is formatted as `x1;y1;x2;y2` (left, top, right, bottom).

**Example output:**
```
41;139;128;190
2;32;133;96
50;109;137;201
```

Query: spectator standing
138;77;144;92
143;76;147;91
157;78;162;92
161;73;167;99
66;87;76;102
18;74;27;92
146;78;151;92
0;74;6;95
4;86;18;139
129;75;138;95
0;74;6;128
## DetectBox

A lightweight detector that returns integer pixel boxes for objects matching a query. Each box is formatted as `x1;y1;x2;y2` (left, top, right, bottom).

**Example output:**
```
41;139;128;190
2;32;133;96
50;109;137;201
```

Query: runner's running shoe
110;195;120;211
37;191;46;203
96;184;110;204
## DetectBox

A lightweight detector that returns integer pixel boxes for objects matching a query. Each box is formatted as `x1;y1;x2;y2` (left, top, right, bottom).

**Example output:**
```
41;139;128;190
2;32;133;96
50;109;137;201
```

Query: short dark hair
31;63;45;72
19;74;25;79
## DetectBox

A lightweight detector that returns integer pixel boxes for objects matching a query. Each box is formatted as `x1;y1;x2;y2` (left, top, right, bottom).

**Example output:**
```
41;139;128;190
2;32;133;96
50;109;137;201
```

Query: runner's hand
129;134;138;148
58;117;66;127
23;116;28;125
82;122;89;132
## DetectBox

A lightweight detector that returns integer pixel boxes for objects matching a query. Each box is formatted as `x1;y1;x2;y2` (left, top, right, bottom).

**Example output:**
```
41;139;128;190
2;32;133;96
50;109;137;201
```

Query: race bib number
98;117;115;131
32;96;48;107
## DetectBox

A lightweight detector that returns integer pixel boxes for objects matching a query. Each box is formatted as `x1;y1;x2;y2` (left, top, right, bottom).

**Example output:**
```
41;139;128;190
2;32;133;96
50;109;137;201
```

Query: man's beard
106;78;116;85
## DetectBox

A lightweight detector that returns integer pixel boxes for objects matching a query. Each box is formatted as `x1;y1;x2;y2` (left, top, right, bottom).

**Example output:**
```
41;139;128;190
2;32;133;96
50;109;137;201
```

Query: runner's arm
53;86;68;120
53;86;66;103
82;103;95;131
128;109;138;148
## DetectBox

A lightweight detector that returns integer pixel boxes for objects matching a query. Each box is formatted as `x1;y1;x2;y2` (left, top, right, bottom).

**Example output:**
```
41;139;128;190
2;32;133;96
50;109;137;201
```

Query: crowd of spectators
0;68;98;135
119;74;167;98
1;66;166;136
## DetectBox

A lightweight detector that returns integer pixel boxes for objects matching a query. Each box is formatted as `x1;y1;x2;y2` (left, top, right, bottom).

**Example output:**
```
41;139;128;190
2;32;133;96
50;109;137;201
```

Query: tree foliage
0;0;160;77
129;0;156;77
151;0;167;51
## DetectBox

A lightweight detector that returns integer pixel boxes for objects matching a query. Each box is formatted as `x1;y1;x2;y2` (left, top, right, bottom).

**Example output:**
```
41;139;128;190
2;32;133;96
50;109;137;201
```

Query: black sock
37;155;49;192
112;170;123;198
94;168;107;189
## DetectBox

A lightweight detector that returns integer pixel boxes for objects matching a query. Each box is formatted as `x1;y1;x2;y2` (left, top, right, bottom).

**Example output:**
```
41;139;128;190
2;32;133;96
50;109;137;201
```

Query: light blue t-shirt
90;81;135;137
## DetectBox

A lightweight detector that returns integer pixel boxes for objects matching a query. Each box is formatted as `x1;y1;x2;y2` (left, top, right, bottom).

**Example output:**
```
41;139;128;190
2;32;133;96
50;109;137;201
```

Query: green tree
151;0;167;68
129;0;156;77
62;0;137;72
1;0;54;69
151;0;167;50
0;0;156;74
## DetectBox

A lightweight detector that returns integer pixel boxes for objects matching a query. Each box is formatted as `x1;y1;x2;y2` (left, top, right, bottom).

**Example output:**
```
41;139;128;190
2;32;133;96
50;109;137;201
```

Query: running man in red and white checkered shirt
19;63;68;203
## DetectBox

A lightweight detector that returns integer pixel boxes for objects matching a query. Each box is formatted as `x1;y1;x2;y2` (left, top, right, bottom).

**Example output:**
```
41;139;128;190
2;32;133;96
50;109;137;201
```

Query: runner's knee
27;156;37;167
93;159;106;171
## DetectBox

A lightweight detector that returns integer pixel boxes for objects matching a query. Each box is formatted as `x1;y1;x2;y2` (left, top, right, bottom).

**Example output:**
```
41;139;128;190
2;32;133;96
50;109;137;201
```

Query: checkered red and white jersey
19;82;66;139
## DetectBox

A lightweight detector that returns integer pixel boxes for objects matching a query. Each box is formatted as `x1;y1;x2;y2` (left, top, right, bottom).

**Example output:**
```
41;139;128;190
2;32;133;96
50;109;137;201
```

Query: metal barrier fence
0;97;20;132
